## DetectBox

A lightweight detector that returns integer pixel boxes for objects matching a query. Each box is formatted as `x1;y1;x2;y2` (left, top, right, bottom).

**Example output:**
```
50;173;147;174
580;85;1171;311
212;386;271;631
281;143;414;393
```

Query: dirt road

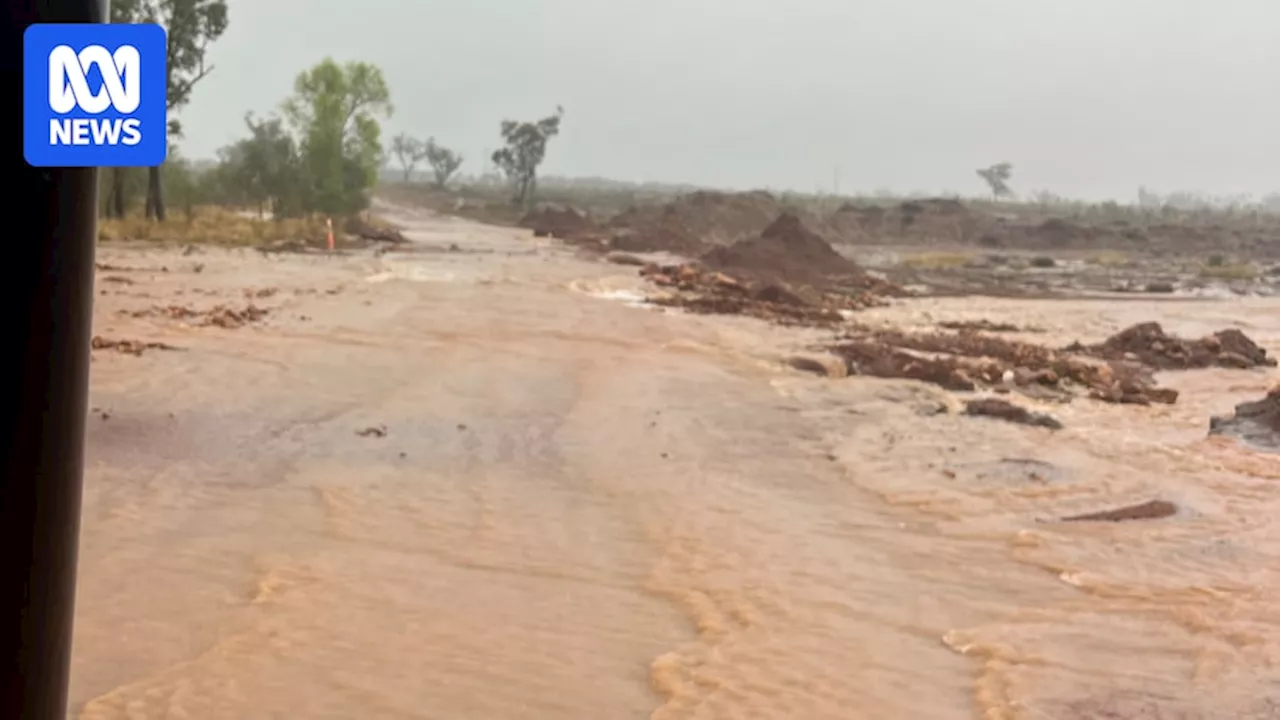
73;207;1280;718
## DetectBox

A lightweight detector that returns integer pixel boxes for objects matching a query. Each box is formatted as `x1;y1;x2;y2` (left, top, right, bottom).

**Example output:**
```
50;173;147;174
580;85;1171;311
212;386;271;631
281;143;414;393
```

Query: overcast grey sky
179;0;1279;201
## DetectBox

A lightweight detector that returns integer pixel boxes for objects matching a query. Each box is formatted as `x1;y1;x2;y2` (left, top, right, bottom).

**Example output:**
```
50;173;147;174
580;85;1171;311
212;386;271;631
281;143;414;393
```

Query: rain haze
181;0;1280;200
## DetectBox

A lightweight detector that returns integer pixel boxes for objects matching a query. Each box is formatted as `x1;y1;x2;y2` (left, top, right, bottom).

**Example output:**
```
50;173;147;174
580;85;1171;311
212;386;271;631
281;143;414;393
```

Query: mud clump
829;328;1180;405
938;319;1041;333
832;342;983;391
356;425;388;438
640;263;884;328
125;303;270;329
1059;500;1178;522
202;305;270;329
1209;387;1280;452
1068;322;1275;370
123;304;200;320
91;336;179;356
964;398;1063;430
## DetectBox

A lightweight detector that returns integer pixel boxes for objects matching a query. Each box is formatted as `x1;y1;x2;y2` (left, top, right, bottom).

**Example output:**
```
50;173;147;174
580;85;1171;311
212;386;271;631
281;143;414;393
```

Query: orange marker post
326;218;335;251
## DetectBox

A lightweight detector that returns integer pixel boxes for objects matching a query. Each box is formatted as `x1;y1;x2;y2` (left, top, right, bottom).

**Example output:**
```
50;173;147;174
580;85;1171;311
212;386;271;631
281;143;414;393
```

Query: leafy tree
216;113;303;218
976;162;1014;200
491;106;563;207
121;0;229;221
390;133;428;182
284;58;393;215
424;138;463;189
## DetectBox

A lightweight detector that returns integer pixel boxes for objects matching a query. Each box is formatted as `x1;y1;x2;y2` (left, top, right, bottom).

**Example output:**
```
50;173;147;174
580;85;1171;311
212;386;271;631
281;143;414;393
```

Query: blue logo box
23;23;168;168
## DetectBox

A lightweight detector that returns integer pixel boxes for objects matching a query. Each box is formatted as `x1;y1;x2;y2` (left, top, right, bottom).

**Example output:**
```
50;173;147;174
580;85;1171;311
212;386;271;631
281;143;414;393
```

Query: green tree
284;59;393;215
424;139;463;189
491;106;563;208
215;113;303;218
123;0;228;221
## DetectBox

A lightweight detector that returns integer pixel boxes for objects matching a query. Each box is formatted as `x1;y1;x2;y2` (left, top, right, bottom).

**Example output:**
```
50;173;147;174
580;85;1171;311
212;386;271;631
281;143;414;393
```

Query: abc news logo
48;44;143;147
23;23;167;168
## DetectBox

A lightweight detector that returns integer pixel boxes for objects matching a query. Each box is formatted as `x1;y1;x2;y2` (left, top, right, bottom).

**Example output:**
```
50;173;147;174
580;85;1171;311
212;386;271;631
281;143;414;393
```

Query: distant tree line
103;0;568;222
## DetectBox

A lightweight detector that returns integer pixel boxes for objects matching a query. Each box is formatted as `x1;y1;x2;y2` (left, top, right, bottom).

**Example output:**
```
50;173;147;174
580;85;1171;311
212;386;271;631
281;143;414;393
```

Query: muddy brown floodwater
73;205;1280;719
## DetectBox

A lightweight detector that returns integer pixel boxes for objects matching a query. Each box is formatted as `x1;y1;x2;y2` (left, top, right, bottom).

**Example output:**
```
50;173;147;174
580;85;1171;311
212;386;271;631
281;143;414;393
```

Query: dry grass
896;251;975;269
1199;262;1260;280
98;206;330;246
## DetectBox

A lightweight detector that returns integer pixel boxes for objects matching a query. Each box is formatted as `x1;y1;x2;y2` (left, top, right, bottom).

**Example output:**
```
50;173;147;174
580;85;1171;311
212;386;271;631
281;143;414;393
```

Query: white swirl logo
47;44;141;114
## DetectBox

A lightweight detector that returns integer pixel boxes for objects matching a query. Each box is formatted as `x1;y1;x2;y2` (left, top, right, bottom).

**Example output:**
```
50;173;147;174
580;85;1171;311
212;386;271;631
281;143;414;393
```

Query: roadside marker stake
327;218;334;251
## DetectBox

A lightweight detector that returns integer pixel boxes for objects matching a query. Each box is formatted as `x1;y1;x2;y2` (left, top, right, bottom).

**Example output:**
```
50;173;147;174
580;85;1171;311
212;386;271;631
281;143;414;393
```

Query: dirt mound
606;190;783;253
1067;322;1276;370
519;205;598;241
825;198;992;247
700;212;891;292
639;262;887;327
829;328;1180;405
1031;218;1093;248
1209;387;1280;452
608;213;701;254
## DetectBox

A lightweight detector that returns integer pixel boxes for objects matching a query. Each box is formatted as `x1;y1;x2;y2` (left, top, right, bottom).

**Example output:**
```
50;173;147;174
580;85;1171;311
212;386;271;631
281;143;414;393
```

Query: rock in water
1209;388;1280;452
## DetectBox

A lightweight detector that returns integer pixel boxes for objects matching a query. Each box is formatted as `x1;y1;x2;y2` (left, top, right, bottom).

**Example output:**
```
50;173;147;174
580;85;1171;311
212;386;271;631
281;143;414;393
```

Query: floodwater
73;208;1280;719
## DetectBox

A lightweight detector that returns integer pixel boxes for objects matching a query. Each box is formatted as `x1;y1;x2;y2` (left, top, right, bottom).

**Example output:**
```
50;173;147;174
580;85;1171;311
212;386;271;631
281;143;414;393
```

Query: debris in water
1208;387;1280;452
1059;500;1177;522
963;398;1063;430
90;336;179;356
201;304;269;329
1067;322;1275;370
641;262;885;328
785;354;848;378
829;328;1180;405
938;319;1042;333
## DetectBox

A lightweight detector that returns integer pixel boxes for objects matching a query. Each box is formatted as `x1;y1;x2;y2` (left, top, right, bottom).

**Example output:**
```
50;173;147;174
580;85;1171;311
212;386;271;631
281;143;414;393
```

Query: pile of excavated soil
608;213;702;255
830;328;1178;405
519;205;599;242
1066;322;1276;370
828;198;990;246
700;212;894;293
606;190;784;253
639;262;886;328
1209;387;1280;451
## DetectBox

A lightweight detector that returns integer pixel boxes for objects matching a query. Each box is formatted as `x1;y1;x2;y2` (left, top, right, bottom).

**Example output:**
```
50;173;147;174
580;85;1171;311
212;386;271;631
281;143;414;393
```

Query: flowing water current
73;211;1280;719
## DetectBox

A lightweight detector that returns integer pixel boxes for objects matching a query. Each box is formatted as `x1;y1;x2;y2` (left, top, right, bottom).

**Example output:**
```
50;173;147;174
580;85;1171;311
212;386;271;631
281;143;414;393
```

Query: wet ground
75;206;1280;719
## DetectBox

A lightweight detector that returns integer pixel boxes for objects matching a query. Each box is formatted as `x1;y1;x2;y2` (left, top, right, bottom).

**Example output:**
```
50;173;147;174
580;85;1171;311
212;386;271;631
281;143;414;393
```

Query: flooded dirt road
74;208;1280;719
